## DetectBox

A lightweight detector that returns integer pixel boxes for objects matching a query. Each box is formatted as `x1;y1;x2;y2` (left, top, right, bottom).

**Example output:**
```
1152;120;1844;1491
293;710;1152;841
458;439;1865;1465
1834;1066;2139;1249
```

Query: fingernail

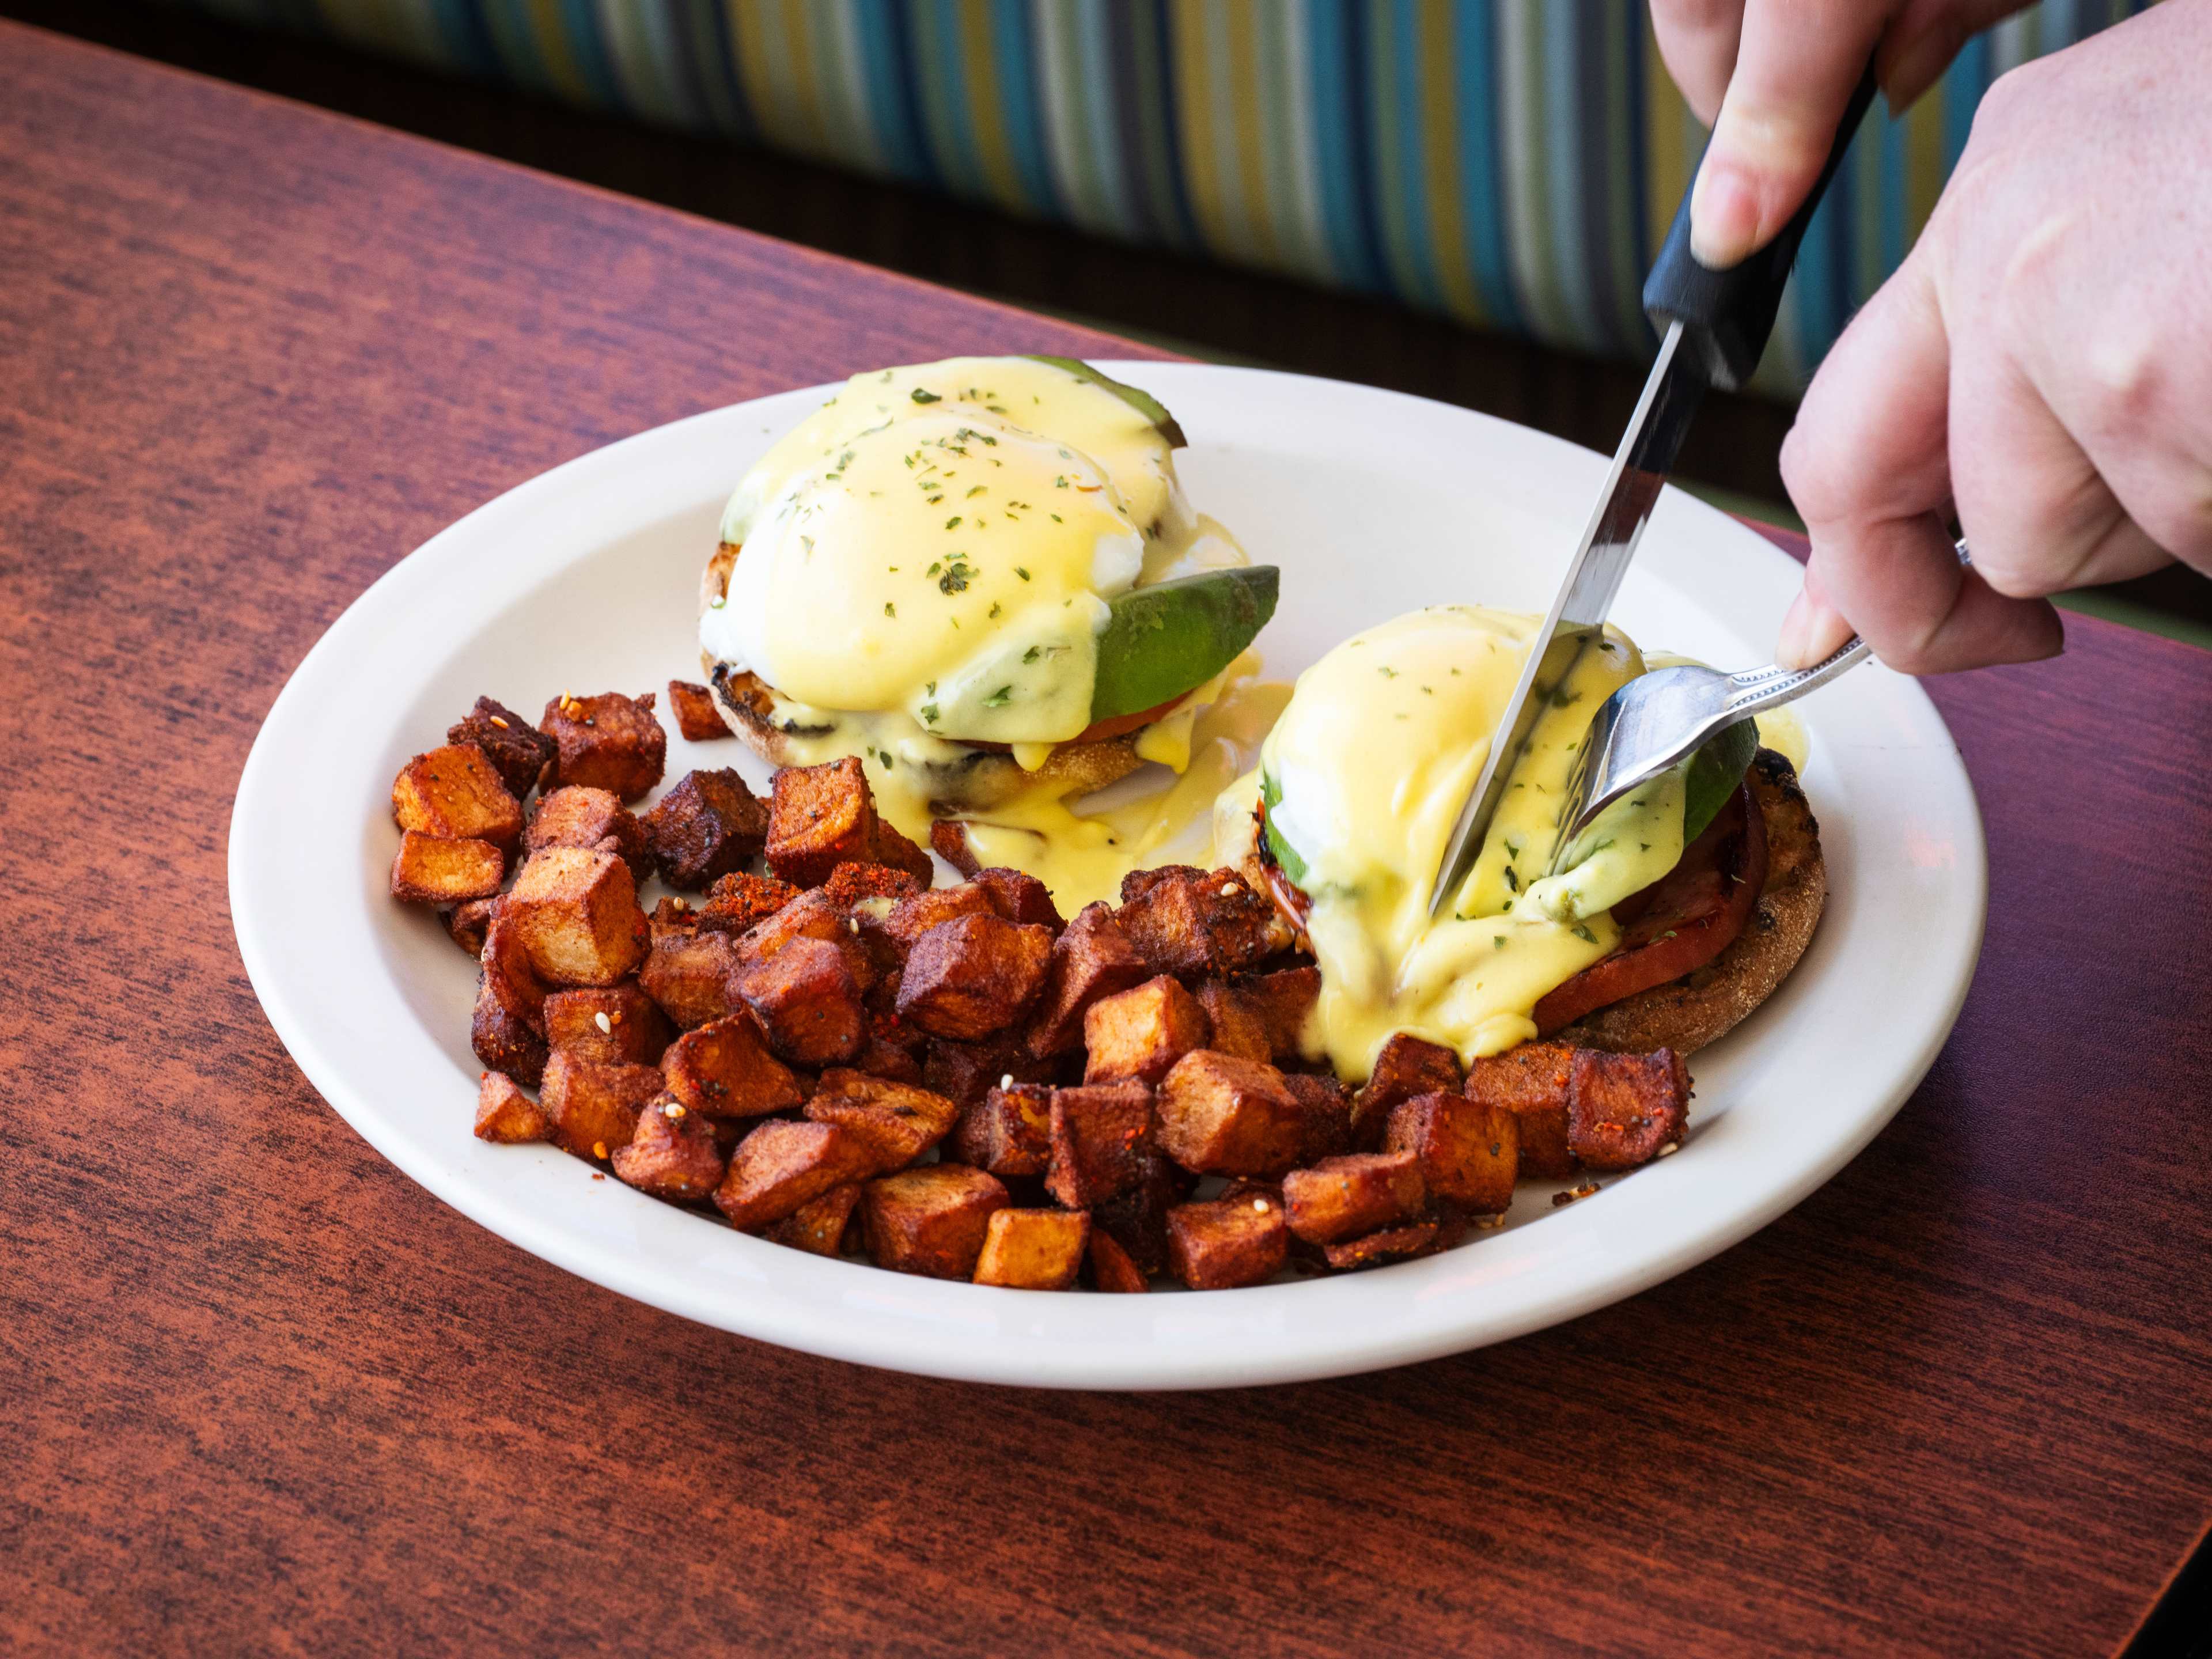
1690;161;1760;269
1777;590;1853;670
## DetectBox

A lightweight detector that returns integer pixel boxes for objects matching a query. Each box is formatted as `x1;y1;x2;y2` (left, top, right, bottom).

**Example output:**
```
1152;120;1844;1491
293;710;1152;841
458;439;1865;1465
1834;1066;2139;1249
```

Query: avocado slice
1258;771;1310;889
1680;718;1759;844
1023;355;1188;448
1090;566;1279;724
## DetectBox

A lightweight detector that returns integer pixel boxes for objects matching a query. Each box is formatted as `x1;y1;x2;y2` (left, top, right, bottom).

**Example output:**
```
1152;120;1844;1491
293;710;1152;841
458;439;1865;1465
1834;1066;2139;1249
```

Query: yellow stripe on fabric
1222;0;1277;264
726;2;791;147
1169;0;1235;257
1904;81;1944;239
957;0;1026;210
1419;0;1483;325
775;0;832;155
1642;10;1695;265
525;0;592;101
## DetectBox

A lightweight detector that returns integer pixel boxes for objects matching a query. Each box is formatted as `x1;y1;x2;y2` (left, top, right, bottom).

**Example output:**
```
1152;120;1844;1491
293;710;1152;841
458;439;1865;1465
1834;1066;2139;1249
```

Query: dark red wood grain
3;25;2208;1658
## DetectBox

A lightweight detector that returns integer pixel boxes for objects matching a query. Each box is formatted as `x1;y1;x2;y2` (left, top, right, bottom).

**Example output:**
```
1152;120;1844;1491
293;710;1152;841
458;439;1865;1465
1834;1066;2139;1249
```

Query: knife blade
1425;69;1879;919
1424;319;1705;916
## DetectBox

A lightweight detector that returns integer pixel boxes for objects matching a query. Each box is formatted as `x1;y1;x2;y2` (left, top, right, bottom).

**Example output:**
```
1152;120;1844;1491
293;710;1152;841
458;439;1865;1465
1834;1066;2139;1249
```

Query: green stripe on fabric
1304;0;1386;293
1497;0;1569;344
1374;0;1444;310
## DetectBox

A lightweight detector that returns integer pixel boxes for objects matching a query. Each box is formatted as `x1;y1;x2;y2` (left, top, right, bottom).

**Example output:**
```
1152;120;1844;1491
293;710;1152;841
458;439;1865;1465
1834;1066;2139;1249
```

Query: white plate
230;363;1984;1391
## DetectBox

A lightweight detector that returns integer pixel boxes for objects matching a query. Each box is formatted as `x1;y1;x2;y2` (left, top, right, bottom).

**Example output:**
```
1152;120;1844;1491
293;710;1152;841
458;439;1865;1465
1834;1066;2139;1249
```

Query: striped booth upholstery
171;0;2153;392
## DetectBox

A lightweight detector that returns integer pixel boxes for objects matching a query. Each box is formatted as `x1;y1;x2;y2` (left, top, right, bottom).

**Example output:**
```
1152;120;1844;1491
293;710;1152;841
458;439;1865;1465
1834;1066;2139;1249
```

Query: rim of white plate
230;362;1985;1391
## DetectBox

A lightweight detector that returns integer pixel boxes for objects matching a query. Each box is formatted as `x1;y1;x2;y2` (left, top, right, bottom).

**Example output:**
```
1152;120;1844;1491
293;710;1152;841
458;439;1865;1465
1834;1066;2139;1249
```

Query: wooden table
6;25;2208;1657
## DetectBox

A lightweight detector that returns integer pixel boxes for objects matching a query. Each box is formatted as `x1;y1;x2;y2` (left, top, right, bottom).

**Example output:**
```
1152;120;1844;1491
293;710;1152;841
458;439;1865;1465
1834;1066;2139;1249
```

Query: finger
1781;245;2063;672
1650;0;1746;126
1946;308;2175;599
1690;0;1895;267
1878;0;2038;112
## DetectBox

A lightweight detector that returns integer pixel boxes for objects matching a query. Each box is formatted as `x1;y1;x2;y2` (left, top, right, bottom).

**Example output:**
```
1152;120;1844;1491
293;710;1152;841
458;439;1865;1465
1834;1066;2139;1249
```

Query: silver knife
1425;70;1878;919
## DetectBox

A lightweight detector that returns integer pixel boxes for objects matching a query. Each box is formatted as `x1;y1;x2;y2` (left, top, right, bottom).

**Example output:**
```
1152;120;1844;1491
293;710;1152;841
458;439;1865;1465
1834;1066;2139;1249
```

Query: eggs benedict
1217;606;1825;1079
698;357;1278;906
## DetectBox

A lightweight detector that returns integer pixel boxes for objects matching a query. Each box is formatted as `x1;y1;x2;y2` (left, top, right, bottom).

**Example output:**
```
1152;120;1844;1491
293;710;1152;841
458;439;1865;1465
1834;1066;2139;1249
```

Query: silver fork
1545;540;1967;873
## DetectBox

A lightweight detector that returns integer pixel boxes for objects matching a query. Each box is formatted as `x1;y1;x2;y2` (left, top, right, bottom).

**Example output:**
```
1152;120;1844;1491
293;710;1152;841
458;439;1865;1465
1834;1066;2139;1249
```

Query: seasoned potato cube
1465;1040;1578;1179
714;1120;880;1230
767;757;929;888
929;818;982;876
524;785;649;881
1567;1048;1690;1170
1284;1072;1353;1165
820;862;923;911
1351;1033;1463;1152
1385;1091;1520;1213
738;888;854;965
443;896;500;959
472;977;547;1089
1193;980;1271;1062
505;847;649;987
660;1012;802;1118
474;1070;550;1144
735;935;865;1066
1086;1228;1151;1294
1092;1154;1189;1276
921;1035;1056;1112
853;1016;926;1084
895;914;1052;1040
969;867;1063;933
541;690;666;802
1082;975;1210;1085
861;1165;1010;1279
1027;902;1149;1058
1044;1080;1155;1207
949;1082;1053;1177
650;896;699;940
390;832;503;905
392;743;522;853
1165;1194;1289;1290
1115;864;1288;977
539;1051;662;1161
666;678;733;742
1321;1217;1442;1272
611;1096;728;1200
698;870;803;937
641;768;768;891
543;983;672;1066
1155;1050;1303;1178
764;1183;862;1256
478;914;547;1027
448;696;556;799
973;1209;1089;1290
638;927;743;1029
879;882;994;951
805;1070;961;1168
1282;1152;1426;1245
1238;965;1321;1061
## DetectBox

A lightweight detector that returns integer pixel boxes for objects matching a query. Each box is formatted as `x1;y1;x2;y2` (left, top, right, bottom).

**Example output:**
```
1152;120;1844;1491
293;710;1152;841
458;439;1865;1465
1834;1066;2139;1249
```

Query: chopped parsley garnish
984;685;1013;708
1014;566;1031;581
883;603;895;618
919;703;940;724
910;388;941;403
945;516;961;530
1022;645;1041;663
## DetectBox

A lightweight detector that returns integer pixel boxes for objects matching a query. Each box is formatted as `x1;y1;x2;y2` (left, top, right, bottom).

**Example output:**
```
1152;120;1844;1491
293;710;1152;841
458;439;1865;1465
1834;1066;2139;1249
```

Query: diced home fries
389;702;1696;1291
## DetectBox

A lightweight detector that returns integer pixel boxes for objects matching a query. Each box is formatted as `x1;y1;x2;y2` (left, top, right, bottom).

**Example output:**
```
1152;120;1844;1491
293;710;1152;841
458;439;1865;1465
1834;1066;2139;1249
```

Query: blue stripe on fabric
1539;2;1603;350
857;0;936;185
1388;0;1446;310
558;0;624;108
1877;99;1907;273
1942;31;1990;168
1143;0;1201;249
919;0;990;199
426;0;499;74
991;0;1062;217
1303;0;1387;294
1450;0;1520;329
1793;149;1847;363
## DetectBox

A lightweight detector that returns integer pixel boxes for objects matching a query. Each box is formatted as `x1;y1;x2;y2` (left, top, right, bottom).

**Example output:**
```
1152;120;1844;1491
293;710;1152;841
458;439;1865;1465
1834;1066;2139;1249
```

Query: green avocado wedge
1090;566;1279;725
1022;355;1188;449
1680;718;1760;844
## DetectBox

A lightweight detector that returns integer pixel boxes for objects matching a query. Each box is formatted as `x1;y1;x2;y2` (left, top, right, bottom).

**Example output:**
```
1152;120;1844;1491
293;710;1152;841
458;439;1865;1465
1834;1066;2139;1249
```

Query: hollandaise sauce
698;356;1256;910
1232;607;1692;1077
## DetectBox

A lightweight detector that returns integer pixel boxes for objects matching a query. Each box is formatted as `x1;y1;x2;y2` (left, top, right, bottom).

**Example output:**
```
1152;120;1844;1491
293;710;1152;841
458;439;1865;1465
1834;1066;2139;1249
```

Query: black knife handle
1643;70;1879;391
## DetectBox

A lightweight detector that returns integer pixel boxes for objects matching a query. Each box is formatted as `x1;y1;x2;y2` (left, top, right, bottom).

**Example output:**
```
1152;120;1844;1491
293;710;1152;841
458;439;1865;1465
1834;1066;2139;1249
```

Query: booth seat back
175;0;2153;392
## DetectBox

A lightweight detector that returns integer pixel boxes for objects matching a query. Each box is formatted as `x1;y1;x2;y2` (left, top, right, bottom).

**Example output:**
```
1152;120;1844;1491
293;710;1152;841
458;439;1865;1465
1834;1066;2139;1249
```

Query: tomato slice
1531;779;1767;1034
959;692;1190;755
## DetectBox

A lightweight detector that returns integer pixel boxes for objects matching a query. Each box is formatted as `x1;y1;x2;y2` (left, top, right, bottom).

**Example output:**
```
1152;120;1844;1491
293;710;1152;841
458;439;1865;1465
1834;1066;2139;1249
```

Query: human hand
1774;1;2212;672
1651;0;2029;267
